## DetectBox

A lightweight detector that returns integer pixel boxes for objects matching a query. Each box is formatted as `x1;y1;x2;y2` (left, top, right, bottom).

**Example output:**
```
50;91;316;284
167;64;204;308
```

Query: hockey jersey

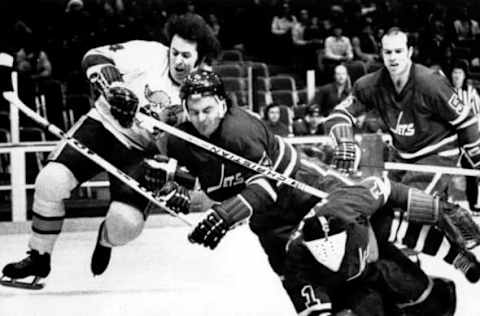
328;63;480;160
82;40;181;151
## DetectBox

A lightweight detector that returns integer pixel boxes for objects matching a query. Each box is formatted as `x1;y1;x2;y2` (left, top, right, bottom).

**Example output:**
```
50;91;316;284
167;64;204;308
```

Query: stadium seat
452;46;471;60
255;77;270;92
255;91;271;109
213;63;245;78
345;60;367;83
269;75;296;92
222;77;247;93
271;90;298;107
219;50;244;63
366;61;383;73
244;61;270;78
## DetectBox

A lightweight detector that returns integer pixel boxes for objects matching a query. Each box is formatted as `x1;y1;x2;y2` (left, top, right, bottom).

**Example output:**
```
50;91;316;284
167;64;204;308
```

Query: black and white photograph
1;0;480;315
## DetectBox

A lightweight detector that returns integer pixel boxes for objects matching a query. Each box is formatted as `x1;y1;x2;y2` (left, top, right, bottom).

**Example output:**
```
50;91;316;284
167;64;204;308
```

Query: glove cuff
406;189;439;224
213;195;252;227
330;123;354;145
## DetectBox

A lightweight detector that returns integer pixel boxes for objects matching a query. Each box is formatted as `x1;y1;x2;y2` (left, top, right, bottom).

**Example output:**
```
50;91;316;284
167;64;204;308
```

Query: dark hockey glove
188;196;252;249
143;155;196;191
157;181;191;214
438;201;480;250
107;85;139;128
330;124;358;173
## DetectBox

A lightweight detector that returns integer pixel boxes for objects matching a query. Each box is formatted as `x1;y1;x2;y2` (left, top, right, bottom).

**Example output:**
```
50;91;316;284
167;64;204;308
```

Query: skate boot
0;250;51;290
452;250;480;283
90;221;112;276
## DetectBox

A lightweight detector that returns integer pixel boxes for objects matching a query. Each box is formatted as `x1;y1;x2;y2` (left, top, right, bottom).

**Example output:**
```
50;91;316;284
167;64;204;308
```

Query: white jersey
84;40;181;150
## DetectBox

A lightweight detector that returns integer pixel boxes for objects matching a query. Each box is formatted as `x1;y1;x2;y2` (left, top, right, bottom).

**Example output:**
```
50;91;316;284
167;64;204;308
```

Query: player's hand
107;85;139;128
143;155;176;191
188;207;229;249
157;181;190;214
333;141;357;173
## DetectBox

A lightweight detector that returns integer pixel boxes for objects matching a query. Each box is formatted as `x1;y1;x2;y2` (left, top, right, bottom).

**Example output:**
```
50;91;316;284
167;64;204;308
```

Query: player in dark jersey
283;178;457;316
141;69;467;315
324;27;480;283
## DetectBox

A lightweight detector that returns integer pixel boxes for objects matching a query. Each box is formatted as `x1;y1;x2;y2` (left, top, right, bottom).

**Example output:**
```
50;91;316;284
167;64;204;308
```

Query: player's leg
90;149;150;276
1;116;107;289
388;155;480;282
374;242;456;316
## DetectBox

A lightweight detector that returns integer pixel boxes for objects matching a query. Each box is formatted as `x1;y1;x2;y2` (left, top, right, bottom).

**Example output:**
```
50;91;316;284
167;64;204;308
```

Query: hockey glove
144;155;178;191
330;123;358;173
107;85;139;128
157;181;191;214
188;196;252;249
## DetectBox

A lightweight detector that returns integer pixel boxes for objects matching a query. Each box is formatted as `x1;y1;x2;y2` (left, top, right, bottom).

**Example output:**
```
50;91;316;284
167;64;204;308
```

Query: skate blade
0;276;45;290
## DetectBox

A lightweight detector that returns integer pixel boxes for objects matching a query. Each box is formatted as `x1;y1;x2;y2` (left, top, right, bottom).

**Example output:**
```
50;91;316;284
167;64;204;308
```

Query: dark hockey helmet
180;69;226;103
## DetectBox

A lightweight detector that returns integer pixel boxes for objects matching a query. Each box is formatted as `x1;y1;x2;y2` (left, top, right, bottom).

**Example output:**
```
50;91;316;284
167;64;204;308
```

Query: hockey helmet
180;69;226;103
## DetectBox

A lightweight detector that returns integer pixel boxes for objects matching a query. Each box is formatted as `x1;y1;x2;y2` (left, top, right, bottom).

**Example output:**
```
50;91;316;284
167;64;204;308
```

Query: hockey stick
3;92;192;226
381;161;480;177
136;107;331;199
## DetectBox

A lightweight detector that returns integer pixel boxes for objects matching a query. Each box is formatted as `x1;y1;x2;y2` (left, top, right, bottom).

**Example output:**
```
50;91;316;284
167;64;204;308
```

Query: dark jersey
327;63;479;160
167;107;413;234
167;107;305;228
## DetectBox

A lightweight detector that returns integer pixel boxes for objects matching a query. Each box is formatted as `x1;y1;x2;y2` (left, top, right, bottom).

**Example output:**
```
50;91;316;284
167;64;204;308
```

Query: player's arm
81;42;141;128
324;90;365;173
430;74;480;168
189;136;298;249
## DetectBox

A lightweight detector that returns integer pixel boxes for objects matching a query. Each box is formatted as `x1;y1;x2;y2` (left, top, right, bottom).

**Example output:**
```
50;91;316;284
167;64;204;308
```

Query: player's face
381;33;412;76
169;35;199;85
187;95;226;137
451;68;466;88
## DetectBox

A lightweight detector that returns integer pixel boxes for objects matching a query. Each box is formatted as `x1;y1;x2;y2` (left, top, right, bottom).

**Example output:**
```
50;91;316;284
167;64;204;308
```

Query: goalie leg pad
104;201;145;246
439;202;480;250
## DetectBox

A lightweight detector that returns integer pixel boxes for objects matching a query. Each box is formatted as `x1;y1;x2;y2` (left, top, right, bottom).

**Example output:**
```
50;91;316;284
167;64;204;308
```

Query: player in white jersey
0;14;220;289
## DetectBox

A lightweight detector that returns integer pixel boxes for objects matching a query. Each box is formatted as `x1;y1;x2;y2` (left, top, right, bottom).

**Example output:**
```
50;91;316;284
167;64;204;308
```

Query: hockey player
141;69;475;314
0;14;220;289
324;27;480;282
283;178;457;316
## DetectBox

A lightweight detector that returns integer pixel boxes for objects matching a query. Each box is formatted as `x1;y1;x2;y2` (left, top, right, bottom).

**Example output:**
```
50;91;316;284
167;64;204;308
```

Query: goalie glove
188;195;252;249
157;181;191;214
330;123;359;173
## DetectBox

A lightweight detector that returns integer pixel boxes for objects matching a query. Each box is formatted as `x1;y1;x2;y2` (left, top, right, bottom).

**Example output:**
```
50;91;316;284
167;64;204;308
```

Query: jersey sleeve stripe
249;178;278;201
82;54;115;71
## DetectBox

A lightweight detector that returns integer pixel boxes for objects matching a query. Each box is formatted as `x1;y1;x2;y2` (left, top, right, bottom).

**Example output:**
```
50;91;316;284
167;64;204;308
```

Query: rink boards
0;214;479;316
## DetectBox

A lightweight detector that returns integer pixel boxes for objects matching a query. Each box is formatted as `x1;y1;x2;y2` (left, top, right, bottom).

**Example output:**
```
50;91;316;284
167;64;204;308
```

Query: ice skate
0;250;51;290
90;221;112;276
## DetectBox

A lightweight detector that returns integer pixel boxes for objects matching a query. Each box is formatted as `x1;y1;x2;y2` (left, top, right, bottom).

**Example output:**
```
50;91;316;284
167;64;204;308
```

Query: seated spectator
351;20;380;63
313;64;352;117
322;24;353;76
292;105;324;135
15;35;64;129
263;103;290;137
270;1;297;65
453;7;480;43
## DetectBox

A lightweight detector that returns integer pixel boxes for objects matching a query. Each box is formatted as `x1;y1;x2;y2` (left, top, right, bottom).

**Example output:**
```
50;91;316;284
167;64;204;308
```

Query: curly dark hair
165;13;221;66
